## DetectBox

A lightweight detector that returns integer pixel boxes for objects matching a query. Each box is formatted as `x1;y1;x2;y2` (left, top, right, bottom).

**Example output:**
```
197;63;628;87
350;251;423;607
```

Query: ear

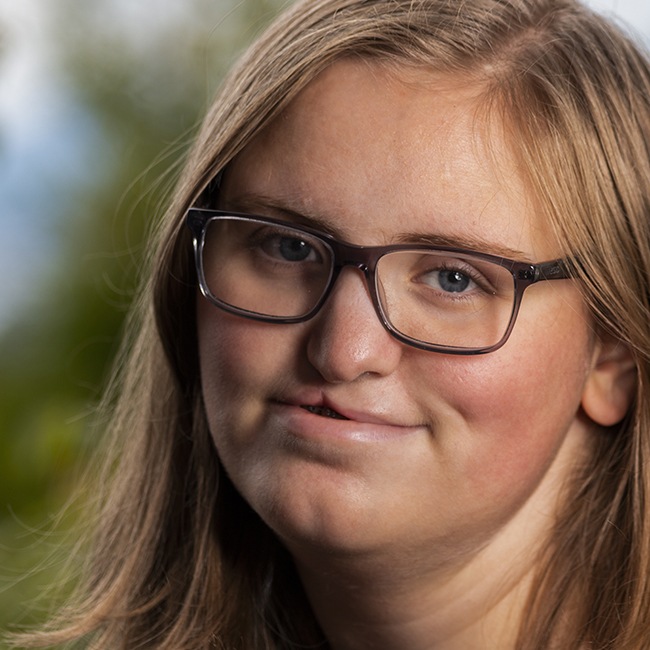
581;335;637;427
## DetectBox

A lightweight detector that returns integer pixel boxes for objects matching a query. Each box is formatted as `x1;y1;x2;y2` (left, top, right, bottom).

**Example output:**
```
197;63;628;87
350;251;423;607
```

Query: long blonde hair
18;0;650;647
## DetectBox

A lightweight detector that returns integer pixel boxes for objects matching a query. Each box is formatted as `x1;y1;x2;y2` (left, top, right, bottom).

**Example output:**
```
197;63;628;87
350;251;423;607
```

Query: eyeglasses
186;208;571;355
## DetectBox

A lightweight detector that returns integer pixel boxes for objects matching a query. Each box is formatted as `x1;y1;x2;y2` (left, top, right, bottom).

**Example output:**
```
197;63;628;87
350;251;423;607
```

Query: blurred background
0;0;648;640
0;0;286;636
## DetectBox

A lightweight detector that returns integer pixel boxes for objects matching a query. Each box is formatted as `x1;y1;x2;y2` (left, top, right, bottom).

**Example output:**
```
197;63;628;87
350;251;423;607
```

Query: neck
290;534;537;650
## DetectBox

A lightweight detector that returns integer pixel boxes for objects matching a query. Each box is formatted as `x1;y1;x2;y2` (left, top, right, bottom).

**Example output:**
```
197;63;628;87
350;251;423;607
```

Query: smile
270;399;427;445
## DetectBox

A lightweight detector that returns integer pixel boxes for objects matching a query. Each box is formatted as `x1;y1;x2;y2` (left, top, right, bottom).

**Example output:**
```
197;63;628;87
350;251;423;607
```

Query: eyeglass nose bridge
311;240;390;328
324;238;385;290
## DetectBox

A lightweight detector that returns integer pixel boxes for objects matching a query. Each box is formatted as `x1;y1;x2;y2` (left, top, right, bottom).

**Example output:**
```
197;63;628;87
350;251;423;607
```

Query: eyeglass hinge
517;266;537;281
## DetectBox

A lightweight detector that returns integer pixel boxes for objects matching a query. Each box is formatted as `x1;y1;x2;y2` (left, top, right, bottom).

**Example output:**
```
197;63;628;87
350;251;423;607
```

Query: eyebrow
393;232;531;261
221;193;532;262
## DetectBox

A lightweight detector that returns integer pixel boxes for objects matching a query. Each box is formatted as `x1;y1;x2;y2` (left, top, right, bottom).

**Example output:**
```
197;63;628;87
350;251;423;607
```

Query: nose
306;267;404;383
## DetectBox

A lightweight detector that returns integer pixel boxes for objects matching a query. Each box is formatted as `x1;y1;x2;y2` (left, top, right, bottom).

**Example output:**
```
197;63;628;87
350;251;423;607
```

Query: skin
197;60;620;649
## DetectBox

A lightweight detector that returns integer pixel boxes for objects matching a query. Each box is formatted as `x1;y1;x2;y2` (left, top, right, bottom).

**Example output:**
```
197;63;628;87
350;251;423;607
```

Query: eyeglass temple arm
534;259;571;282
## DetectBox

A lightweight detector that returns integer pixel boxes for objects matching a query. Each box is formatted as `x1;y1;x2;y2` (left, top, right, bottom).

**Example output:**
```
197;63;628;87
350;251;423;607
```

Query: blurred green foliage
0;0;284;638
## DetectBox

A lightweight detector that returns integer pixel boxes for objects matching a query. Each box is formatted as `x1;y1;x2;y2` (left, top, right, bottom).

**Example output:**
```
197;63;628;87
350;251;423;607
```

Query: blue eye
276;236;314;262
437;269;472;293
253;226;324;265
417;266;478;295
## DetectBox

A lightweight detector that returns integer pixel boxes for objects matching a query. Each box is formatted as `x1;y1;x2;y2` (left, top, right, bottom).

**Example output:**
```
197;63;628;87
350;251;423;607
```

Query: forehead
222;59;554;257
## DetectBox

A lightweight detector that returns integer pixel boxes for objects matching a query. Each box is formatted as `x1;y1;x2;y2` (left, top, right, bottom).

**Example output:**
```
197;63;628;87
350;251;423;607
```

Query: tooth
302;405;348;420
323;407;346;420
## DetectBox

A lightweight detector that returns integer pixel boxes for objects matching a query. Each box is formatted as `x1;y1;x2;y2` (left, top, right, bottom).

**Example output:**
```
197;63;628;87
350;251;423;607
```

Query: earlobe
581;337;637;427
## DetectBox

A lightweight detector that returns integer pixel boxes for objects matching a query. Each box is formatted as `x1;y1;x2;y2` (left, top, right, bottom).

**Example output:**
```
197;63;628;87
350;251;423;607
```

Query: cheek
425;308;594;496
196;303;298;445
198;305;253;435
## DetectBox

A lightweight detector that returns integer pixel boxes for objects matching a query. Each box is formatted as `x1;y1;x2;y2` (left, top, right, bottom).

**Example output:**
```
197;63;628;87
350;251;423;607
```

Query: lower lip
271;402;423;444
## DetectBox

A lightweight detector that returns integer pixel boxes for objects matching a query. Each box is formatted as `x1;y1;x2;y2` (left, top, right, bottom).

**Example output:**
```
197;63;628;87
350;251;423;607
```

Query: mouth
301;405;350;420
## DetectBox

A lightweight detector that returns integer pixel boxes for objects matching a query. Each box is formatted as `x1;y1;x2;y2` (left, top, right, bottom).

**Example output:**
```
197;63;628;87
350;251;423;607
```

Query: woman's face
197;61;600;570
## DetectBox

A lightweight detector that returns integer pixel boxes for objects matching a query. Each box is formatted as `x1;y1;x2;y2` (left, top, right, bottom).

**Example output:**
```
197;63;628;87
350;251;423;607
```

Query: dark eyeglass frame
186;207;571;355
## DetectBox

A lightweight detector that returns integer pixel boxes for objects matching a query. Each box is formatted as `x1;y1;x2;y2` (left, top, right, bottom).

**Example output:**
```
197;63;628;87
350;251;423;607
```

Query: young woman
17;0;650;648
